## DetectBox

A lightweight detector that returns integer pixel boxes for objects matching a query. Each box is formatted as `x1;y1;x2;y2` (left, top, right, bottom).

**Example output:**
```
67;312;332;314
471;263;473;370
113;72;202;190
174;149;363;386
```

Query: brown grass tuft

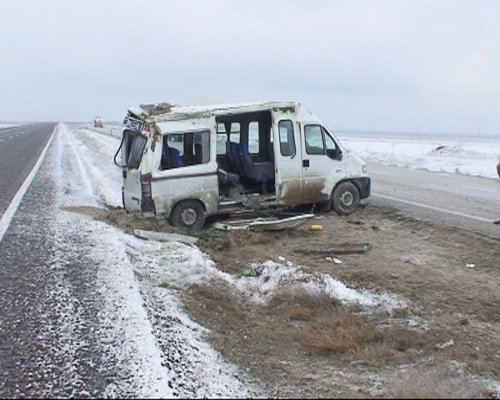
266;288;341;319
292;311;377;354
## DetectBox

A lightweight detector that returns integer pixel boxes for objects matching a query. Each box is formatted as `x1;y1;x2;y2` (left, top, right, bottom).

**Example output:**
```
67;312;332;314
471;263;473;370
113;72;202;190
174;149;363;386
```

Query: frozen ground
61;123;413;396
47;123;499;397
54;124;257;397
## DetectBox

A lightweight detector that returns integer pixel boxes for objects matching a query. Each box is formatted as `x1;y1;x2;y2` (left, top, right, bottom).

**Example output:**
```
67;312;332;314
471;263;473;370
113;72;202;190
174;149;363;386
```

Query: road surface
0;123;56;218
0;123;120;397
368;162;500;239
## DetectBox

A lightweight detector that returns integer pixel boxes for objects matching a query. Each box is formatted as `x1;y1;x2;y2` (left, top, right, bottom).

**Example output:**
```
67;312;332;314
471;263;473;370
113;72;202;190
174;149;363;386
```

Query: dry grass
266;288;341;316
387;363;493;399
266;288;379;354
186;283;247;324
264;288;445;365
292;312;378;354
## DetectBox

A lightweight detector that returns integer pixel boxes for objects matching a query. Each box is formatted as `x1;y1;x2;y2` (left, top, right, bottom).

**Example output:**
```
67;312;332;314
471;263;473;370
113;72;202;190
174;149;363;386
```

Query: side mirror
327;148;343;161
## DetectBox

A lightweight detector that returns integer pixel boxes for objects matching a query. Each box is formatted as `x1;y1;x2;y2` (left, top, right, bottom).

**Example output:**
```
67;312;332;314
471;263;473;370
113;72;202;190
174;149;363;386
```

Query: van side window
193;131;210;164
248;121;259;154
217;122;241;155
304;125;325;155
323;128;342;160
216;123;228;155
278;120;296;157
160;130;210;170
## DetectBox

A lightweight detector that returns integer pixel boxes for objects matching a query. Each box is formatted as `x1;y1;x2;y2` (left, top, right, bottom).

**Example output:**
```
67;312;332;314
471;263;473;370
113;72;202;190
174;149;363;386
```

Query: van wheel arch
330;180;361;216
170;200;206;230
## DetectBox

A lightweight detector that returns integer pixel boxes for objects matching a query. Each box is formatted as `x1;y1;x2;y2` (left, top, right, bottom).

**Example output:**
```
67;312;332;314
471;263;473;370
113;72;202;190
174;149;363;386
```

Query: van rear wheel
171;200;206;230
332;181;360;215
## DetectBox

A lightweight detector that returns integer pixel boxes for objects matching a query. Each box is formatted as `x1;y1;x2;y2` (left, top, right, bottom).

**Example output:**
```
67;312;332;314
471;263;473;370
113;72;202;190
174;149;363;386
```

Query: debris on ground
213;213;315;232
436;339;455;349
294;242;372;256
133;228;198;244
326;256;343;264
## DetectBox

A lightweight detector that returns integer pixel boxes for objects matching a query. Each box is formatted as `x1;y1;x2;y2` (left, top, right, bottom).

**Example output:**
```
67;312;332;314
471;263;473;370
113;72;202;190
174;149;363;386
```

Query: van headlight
362;164;367;173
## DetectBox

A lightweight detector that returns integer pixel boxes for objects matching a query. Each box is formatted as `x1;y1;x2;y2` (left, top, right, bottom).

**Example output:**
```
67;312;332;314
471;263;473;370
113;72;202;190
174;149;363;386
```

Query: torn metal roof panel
128;101;302;121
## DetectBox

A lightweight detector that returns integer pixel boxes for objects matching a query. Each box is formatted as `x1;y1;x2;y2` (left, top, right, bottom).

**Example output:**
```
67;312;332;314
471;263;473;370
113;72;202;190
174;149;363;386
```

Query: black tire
331;181;360;215
170;200;206;230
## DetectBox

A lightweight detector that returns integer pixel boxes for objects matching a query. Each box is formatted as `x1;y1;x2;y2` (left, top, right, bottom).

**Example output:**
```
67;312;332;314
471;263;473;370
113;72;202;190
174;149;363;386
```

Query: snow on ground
159;244;407;312
338;132;500;179
56;124;257;398
56;123;498;396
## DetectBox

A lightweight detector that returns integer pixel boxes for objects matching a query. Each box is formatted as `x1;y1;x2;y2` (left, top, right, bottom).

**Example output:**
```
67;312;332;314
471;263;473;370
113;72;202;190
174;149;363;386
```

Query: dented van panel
153;174;219;218
115;101;370;229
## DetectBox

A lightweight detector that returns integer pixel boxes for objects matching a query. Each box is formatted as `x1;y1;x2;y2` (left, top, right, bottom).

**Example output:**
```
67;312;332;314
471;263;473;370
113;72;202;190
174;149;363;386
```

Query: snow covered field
337;131;500;180
42;123;500;397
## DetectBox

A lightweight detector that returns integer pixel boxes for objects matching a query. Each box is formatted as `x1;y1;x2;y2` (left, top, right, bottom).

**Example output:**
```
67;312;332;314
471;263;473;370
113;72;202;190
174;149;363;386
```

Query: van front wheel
171;200;206;230
332;181;360;216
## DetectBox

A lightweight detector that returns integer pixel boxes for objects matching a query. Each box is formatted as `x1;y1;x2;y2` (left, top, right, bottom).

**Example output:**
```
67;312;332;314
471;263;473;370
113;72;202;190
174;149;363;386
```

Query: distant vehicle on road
94;116;104;128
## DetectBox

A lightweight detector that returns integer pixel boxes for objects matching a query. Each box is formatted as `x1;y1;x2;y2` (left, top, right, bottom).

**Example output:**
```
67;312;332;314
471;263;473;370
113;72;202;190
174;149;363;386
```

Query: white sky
1;0;500;135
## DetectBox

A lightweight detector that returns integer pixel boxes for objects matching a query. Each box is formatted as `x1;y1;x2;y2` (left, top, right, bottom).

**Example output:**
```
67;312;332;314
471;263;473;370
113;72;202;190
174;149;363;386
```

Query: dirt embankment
69;203;500;398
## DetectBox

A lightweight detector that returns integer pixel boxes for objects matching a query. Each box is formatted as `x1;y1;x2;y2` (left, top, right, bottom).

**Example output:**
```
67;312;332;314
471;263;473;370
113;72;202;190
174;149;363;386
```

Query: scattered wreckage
114;101;370;230
213;213;315;231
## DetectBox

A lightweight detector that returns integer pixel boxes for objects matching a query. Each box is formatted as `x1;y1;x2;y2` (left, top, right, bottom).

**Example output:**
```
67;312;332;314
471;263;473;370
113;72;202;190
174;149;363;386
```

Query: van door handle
303;159;310;167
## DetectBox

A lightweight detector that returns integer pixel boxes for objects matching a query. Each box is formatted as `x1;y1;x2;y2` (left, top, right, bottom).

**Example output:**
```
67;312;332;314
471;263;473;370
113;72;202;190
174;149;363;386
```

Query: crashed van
114;101;370;229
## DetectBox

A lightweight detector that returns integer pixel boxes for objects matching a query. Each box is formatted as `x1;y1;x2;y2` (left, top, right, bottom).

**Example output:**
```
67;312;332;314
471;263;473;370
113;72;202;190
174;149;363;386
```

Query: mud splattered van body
114;101;370;229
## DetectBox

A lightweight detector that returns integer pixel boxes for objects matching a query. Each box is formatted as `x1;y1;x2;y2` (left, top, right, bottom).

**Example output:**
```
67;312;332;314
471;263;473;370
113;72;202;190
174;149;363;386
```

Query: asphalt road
0;124;125;398
368;162;500;239
0;123;57;218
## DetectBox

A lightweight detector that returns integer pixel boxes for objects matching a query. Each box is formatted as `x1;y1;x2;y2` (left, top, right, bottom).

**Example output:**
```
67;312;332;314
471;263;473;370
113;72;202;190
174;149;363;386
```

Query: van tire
332;181;360;215
171;200;206;230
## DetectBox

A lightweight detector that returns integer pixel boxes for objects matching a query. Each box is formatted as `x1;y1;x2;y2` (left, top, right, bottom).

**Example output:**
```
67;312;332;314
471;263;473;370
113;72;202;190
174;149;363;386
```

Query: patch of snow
55;124;257;398
339;133;500;179
159;245;407;312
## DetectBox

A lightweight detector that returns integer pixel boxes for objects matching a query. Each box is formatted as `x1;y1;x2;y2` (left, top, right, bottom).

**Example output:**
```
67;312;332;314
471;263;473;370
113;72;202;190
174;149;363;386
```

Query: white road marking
0;125;57;243
372;192;496;224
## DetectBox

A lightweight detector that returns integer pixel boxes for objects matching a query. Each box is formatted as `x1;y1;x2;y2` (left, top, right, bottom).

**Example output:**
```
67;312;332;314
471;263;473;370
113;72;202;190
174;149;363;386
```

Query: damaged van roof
127;101;303;121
